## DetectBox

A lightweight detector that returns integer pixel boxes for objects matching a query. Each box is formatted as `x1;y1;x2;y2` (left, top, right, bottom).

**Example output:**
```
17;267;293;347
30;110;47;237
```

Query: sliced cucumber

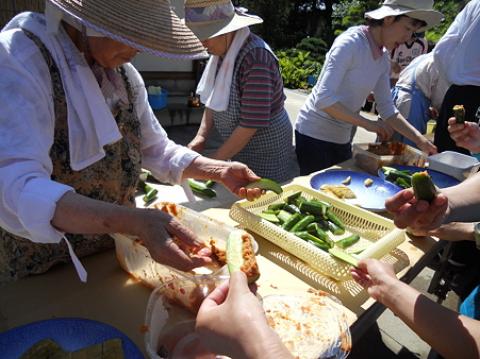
329;247;359;268
245;178;283;194
226;230;260;283
411;171;437;203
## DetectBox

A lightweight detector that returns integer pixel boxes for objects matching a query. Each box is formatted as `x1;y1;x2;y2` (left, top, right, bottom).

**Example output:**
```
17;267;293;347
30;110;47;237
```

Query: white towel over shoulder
196;27;250;112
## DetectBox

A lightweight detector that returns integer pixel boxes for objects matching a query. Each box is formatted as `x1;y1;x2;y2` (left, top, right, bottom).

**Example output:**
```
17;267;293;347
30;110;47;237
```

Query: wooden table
0;160;442;357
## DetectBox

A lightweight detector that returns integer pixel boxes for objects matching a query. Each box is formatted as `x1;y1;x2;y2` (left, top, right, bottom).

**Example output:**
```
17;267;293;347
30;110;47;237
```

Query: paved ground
154;89;459;359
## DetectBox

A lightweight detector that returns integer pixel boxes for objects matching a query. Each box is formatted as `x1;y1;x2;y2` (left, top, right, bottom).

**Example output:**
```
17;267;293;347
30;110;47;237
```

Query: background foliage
234;0;471;88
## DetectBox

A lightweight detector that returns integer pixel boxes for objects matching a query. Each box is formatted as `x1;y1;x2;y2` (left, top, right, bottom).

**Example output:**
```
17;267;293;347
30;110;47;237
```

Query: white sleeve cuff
17;178;74;244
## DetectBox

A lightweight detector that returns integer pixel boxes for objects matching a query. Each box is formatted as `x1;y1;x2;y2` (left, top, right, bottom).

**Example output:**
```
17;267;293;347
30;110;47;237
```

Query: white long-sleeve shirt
395;53;450;117
295;26;397;144
0;14;199;246
433;0;480;86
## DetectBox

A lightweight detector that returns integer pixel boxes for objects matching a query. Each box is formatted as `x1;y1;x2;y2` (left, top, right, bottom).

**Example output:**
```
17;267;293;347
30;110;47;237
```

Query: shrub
276;48;323;89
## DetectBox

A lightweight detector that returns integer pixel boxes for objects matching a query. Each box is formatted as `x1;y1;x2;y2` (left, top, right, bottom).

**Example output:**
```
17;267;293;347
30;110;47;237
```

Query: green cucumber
205;180;216;188
306;223;333;247
267;202;285;211
188;179;217;198
307;239;331;252
295;232;330;251
453;105;465;124
259;212;280;223
284;204;301;214
329;247;359;267
245;178;283;194
277;210;293;223
282;213;303;231
328;221;345;236
290;215;316;233
326;209;345;230
336;234;360;249
285;191;302;204
411;171;438;203
226;230;260;283
299;200;329;218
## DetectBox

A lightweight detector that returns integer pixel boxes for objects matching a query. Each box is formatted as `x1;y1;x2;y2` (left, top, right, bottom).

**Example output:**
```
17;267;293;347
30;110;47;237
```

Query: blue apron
460;285;480;320
392;65;431;148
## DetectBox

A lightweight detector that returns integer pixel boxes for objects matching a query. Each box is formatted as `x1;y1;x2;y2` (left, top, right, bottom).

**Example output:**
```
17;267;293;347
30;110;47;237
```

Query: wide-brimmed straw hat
365;0;444;32
46;0;207;59
184;0;263;41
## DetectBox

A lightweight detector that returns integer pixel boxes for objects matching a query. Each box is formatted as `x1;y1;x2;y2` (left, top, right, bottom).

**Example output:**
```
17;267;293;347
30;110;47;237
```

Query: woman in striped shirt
185;0;298;183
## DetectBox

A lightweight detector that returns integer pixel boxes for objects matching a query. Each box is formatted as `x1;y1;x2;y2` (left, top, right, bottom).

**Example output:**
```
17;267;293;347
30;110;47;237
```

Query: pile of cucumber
259;191;361;256
381;166;413;189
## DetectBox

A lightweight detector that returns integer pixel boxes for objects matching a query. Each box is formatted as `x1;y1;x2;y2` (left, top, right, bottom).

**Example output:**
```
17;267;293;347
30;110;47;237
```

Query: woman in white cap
185;0;298;183
0;0;264;282
295;0;443;175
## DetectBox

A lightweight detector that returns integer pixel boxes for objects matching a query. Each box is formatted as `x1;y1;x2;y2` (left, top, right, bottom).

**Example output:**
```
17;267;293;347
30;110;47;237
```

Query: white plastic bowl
428;151;480;181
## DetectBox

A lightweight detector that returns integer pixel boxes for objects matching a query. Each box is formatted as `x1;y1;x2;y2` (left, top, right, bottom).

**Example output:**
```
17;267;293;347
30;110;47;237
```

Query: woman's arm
52;191;212;271
188;108;215;153
384;112;437;154
352;259;480;359
211;126;257;160
323;102;393;140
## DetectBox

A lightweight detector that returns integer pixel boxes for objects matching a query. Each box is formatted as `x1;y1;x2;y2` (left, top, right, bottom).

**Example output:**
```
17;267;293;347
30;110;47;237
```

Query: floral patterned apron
0;29;142;283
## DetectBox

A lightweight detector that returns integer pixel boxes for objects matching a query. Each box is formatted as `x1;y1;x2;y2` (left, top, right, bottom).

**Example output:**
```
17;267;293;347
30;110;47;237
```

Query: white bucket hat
184;0;263;41
365;0;444;32
46;0;207;59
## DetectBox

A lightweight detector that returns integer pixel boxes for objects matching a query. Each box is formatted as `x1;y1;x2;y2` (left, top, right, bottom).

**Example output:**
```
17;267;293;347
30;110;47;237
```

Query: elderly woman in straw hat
295;0;443;175
185;0;298;183
0;0;265;282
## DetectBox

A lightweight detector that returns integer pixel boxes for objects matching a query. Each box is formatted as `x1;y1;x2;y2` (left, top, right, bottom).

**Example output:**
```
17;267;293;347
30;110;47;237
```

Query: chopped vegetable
364;178;374;187
341;176;352;185
188;179;217;198
328;247;359;267
245;178;283;194
336;234;360;249
226;230;260;283
411;171;438;203
259;212;280;223
453;105;465;124
282;213;302;231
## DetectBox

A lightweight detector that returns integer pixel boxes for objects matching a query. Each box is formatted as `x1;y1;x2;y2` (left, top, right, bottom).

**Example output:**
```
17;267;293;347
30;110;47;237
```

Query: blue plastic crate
148;90;168;110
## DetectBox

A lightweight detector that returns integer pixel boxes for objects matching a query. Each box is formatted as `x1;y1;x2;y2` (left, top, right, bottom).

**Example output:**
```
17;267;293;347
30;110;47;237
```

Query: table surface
0;160;441;357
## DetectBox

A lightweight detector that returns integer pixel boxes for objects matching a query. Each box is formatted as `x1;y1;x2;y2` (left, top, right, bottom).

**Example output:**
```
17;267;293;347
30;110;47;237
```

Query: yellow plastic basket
230;184;405;280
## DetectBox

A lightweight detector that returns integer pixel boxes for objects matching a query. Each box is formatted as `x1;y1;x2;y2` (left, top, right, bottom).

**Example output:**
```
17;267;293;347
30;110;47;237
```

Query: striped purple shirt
237;47;286;128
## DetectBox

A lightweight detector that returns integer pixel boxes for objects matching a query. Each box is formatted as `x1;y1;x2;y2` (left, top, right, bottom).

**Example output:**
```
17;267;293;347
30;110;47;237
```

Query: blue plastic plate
378;165;460;188
310;170;401;212
0;318;144;358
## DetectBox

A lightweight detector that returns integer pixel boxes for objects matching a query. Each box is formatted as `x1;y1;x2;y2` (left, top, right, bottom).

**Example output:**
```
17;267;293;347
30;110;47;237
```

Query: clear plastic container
352;142;427;175
144;276;228;359
144;278;351;359
262;293;351;359
111;202;258;289
428;151;480;181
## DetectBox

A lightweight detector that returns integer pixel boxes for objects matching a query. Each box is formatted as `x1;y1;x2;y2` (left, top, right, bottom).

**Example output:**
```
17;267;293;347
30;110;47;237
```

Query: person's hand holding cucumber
385;172;450;231
447;117;480;153
196;271;292;359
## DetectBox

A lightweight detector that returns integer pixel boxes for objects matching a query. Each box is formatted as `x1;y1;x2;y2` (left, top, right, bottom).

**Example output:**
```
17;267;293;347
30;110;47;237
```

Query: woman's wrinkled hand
217;161;263;201
385;188;449;231
351;259;398;303
448;118;480;153
136;208;212;271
